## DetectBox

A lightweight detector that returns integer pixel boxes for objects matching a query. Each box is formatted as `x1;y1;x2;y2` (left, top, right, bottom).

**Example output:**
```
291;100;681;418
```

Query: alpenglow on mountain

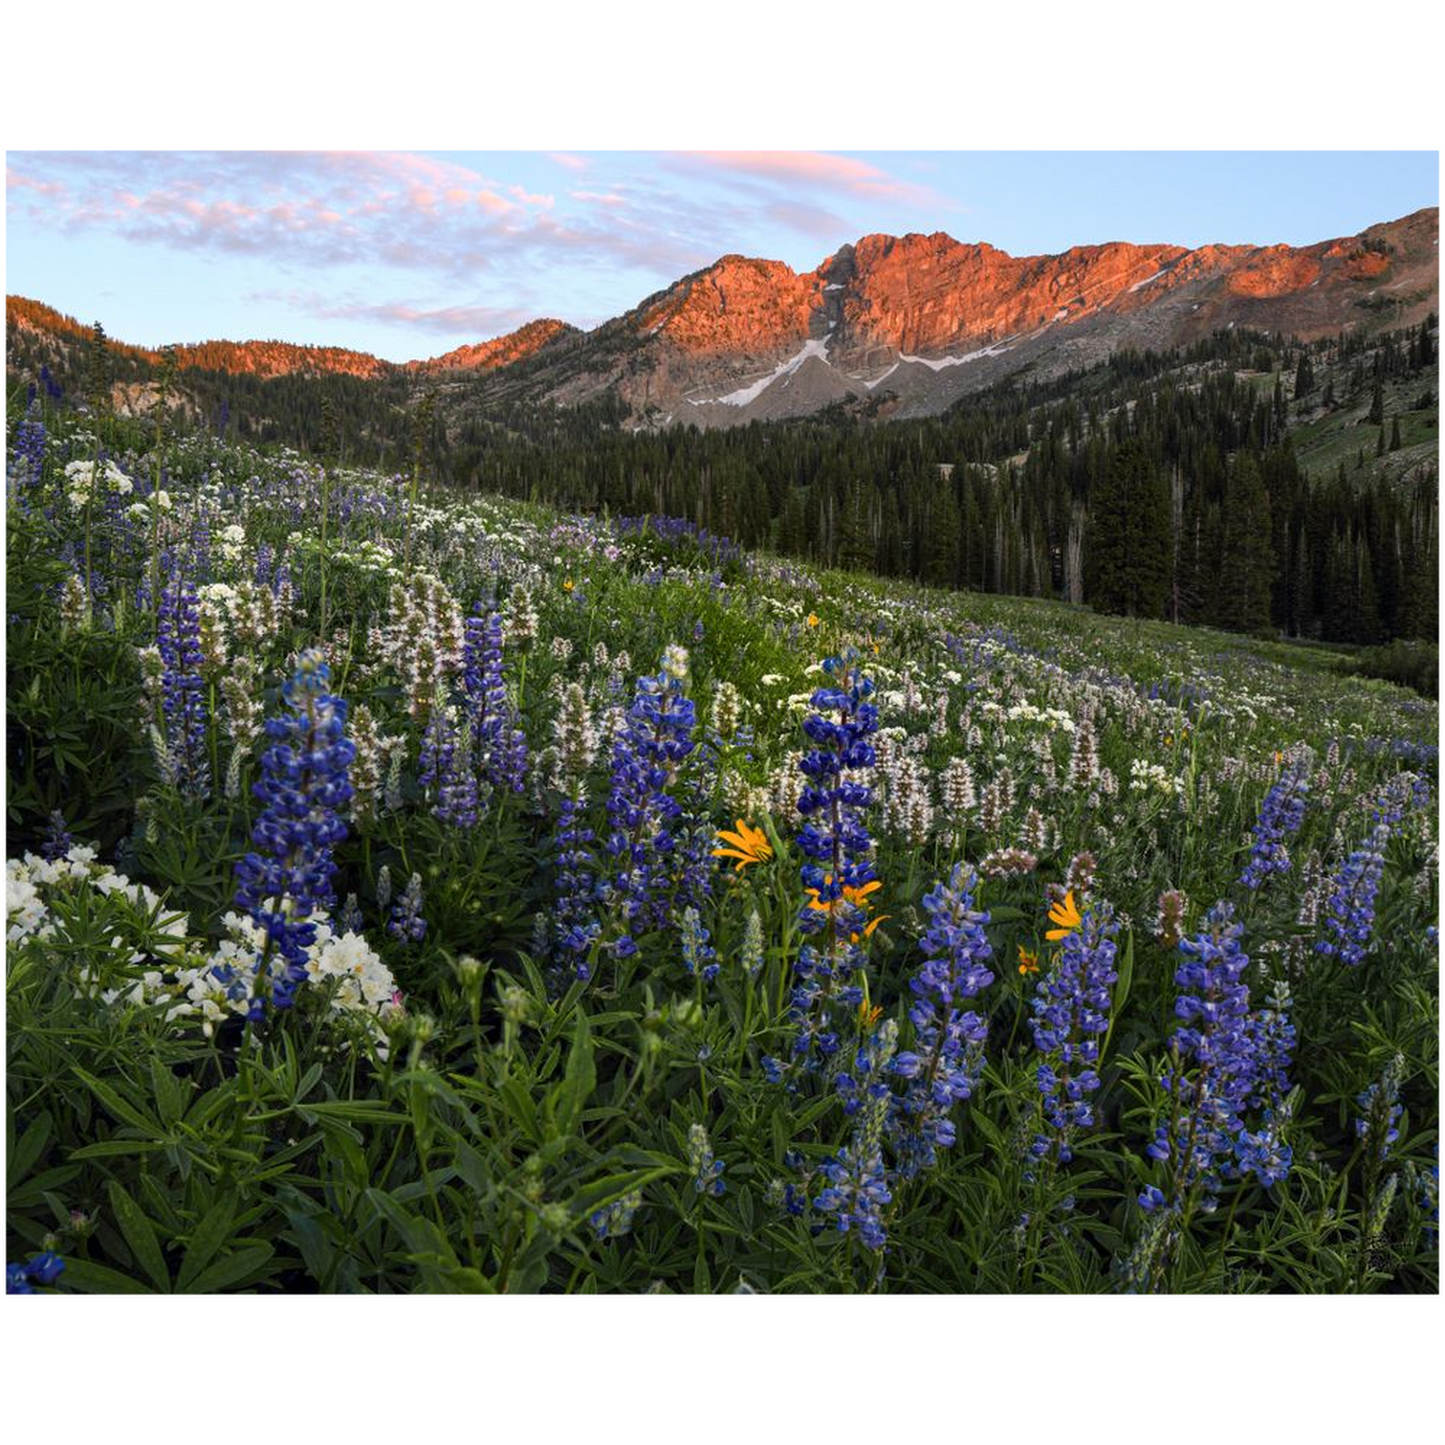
7;207;1437;428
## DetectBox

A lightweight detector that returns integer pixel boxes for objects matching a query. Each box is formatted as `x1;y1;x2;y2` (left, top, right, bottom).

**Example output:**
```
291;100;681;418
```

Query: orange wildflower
1045;890;1082;942
711;820;773;873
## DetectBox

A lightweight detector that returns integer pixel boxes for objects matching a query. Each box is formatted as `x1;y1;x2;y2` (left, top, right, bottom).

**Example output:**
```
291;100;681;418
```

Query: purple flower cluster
892;865;993;1177
603;648;697;954
554;798;601;975
1143;902;1295;1212
679;906;717;983
1354;1059;1404;1166
1240;764;1309;889
231;651;354;1016
463;606;528;796
777;651;879;1076
9;399;47;497
1029;901;1119;1163
420;711;479;830
6;1251;64;1294
814;1020;897;1249
388;872;427;944
157;566;210;798
1316;823;1389;967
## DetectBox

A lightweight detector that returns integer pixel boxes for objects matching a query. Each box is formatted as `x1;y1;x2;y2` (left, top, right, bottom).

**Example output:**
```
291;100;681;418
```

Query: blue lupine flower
1231;978;1296;1187
156;565;210;798
40;810;74;862
782;650;878;1076
420;711;480;830
388;872;427;944
1240;764;1309;888
1355;1058;1405;1166
603;646;697;950
679;906;717;982
687;1123;725;1197
1028;899;1119;1164
590;1190;644;1242
1148;902;1263;1209
815;1020;897;1249
337;892;364;935
892;864;993;1177
554;797;601;978
462;605;528;796
1316;823;1389;966
6;1251;65;1293
232;650;354;1016
9;399;47;496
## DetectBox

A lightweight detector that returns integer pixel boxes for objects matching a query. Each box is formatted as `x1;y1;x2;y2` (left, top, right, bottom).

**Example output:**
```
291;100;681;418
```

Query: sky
5;150;1438;362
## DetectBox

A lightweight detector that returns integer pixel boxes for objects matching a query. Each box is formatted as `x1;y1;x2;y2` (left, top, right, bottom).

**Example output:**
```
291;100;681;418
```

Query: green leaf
69;1140;170;1160
106;1180;171;1292
74;1068;162;1136
299;1100;409;1125
59;1258;155;1294
553;1010;595;1139
184;1244;274;1294
177;1196;238;1291
9;1112;53;1181
1103;929;1135;1064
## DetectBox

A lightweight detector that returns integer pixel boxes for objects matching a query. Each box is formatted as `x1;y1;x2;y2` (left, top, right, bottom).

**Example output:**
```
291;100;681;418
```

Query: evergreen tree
1294;351;1314;398
1215;454;1274;635
1084;439;1172;618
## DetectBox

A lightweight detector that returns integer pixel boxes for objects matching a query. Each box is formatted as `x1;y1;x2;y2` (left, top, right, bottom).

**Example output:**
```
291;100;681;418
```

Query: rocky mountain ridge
7;207;1437;427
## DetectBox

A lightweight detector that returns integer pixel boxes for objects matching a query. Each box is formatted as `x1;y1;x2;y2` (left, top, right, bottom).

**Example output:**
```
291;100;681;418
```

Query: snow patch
714;338;831;406
865;362;899;390
897;339;1012;371
823;283;844;291
1128;269;1166;293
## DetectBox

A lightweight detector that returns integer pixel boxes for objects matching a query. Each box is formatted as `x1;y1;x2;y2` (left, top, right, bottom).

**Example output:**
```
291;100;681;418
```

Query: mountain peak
7;207;1437;428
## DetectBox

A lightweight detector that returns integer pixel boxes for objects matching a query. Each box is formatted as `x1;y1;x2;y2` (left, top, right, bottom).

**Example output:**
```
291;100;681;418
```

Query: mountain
407;318;577;374
6;208;1437;428
4;297;570;386
521;206;1437;426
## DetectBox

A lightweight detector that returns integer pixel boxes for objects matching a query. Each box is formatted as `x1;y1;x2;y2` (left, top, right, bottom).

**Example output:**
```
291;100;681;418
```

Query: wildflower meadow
5;387;1439;1296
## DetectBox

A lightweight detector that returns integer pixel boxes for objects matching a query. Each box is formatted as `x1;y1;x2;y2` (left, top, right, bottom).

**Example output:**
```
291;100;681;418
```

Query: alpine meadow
4;152;1439;1299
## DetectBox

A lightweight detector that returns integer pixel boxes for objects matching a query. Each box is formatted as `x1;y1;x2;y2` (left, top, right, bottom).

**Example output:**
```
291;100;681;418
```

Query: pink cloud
250;287;537;337
670;150;943;206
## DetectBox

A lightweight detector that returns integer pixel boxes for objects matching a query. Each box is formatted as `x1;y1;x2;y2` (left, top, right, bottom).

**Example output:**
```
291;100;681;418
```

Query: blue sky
6;150;1437;362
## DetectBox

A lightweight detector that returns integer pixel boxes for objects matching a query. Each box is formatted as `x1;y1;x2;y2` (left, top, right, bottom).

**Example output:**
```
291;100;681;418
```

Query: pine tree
1215;454;1275;635
1390;415;1403;451
1294;351;1314;398
1084;439;1172;618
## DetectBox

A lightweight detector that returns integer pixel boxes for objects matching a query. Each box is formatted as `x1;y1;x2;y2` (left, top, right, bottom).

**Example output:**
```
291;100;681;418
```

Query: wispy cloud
5;149;959;353
5;151;691;286
667;150;947;207
250;288;539;337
